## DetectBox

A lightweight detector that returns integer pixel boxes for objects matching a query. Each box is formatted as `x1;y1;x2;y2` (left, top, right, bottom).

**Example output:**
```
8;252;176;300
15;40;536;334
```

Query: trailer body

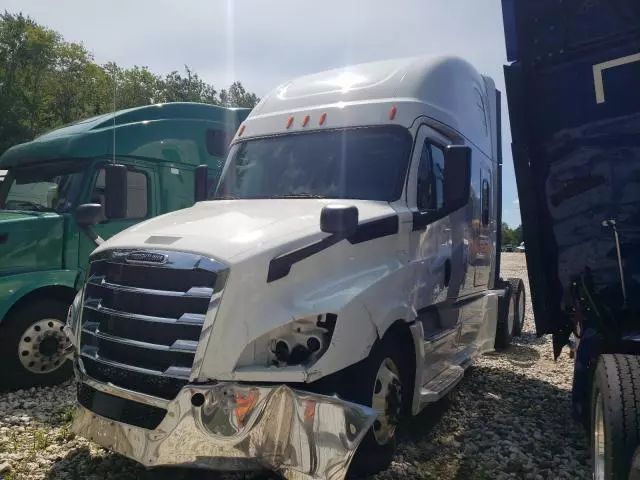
501;0;640;477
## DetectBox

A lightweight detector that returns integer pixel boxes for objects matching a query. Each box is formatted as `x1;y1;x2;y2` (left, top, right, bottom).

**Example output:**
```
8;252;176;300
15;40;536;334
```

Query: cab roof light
286;116;295;129
389;105;398;120
237;124;246;137
319;112;327;125
302;115;310;127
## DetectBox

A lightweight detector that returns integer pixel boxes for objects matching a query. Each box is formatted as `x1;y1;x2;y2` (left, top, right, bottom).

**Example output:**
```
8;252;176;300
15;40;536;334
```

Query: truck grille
79;249;228;400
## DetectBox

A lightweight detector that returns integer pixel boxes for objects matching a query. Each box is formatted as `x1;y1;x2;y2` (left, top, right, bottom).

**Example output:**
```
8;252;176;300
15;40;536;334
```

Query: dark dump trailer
500;0;640;478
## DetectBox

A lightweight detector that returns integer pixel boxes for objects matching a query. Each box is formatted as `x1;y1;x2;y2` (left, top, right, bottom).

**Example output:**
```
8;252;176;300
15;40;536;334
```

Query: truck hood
502;0;640;338
96;199;398;262
0;211;65;274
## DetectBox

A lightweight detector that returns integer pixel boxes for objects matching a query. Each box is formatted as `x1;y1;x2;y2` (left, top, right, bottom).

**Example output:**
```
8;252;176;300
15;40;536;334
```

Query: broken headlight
236;314;337;368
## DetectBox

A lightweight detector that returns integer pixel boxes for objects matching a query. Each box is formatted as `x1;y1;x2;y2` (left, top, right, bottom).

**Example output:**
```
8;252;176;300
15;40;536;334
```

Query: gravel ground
0;253;590;480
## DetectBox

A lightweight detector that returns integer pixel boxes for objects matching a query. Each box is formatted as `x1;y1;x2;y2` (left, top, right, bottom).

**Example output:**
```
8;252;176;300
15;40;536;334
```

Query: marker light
302;115;310;127
389;105;398;120
286;116;294;129
237;124;246;137
319;112;327;125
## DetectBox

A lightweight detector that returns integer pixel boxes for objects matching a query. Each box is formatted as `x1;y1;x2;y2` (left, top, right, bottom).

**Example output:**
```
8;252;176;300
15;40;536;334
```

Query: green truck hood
0;211;65;275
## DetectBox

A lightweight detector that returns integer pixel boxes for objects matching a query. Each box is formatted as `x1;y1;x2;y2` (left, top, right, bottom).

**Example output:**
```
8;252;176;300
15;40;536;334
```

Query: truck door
474;167;493;287
77;162;158;269
408;124;467;386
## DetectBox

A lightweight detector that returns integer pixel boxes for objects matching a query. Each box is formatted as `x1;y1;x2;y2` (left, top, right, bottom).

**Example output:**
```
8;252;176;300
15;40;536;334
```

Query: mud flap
571;327;601;428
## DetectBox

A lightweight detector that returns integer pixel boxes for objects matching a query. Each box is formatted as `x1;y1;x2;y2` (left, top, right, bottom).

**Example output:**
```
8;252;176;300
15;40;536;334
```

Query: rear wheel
591;354;640;480
0;299;73;390
495;278;526;350
509;278;526;337
494;280;514;350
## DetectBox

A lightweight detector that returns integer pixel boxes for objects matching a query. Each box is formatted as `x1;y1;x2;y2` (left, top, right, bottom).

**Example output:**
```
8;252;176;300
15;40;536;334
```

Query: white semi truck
65;55;525;479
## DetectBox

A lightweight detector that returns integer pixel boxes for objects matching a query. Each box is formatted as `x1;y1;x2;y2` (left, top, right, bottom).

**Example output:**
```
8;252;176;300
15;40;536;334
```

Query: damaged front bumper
71;369;377;480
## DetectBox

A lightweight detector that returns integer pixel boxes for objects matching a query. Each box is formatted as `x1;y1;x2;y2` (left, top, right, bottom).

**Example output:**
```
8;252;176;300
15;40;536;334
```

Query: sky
5;0;522;226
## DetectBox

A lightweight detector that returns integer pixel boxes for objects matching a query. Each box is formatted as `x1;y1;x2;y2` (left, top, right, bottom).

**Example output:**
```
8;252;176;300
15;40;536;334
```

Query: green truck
0;102;250;389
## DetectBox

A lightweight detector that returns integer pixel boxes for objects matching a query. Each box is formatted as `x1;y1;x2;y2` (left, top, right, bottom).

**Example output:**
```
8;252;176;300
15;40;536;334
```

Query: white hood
96;199;397;262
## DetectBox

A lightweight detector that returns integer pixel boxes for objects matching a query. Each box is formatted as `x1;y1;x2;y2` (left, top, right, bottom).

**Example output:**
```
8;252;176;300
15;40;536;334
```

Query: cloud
513;199;520;206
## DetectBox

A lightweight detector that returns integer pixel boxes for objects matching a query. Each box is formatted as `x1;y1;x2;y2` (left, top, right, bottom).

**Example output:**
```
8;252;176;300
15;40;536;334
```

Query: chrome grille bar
79;249;228;399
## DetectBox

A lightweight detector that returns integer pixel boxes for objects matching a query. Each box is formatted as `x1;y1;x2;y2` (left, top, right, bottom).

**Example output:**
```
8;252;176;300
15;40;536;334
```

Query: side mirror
74;203;103;227
194;164;209;202
104;164;128;219
443;145;471;212
320;204;359;238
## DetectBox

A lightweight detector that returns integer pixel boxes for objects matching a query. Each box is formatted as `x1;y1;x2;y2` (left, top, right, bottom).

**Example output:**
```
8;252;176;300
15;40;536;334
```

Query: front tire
0;299;73;390
591;354;640;480
329;333;412;476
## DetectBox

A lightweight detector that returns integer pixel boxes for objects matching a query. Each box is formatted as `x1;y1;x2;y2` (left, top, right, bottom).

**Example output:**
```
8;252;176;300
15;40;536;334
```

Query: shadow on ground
483;344;541;368
44;447;275;480
391;366;590;480
516;330;549;347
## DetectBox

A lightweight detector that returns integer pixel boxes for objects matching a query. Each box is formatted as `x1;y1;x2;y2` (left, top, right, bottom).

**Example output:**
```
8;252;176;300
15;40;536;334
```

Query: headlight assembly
64;289;83;349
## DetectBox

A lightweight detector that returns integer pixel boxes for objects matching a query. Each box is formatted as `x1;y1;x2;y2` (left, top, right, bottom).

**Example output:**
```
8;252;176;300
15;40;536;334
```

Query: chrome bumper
71;371;377;480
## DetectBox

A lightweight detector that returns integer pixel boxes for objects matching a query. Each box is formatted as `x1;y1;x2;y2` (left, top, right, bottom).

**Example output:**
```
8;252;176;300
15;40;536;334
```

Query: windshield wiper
3;201;51;212
211;193;329;200
268;193;327;199
211;194;241;200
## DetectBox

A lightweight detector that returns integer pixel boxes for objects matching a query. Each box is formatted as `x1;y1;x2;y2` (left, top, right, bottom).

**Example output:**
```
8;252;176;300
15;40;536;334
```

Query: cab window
416;142;445;211
92;168;149;221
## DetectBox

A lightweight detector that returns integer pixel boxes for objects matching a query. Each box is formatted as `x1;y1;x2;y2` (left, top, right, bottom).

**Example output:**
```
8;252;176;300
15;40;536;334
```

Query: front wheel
591;354;640;480
0;299;73;390
328;334;412;476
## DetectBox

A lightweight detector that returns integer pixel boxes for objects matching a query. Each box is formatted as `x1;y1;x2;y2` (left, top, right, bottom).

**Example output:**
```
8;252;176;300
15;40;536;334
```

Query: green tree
0;11;59;151
48;41;101;124
0;11;260;155
160;66;218;104
513;224;524;245
502;222;516;246
219;81;260;108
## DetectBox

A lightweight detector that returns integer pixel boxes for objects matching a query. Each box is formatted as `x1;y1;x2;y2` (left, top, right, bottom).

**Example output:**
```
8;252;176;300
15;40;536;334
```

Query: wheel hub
18;318;70;374
39;335;60;357
371;358;402;446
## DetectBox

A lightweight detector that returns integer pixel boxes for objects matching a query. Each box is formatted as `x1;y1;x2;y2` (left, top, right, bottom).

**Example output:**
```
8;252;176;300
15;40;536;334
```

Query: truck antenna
602;219;627;307
112;70;117;164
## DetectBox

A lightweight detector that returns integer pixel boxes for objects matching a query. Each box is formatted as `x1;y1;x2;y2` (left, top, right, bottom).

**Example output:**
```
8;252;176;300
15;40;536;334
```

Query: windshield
210;126;413;202
0;160;86;213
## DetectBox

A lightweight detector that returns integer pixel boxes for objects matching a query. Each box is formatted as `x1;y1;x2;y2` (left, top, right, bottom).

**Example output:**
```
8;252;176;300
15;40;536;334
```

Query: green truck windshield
0;160;86;213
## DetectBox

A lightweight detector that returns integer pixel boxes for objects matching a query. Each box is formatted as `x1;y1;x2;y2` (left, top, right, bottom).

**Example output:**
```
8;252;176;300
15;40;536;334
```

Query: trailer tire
590;354;640;480
630;445;640;480
0;299;73;390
